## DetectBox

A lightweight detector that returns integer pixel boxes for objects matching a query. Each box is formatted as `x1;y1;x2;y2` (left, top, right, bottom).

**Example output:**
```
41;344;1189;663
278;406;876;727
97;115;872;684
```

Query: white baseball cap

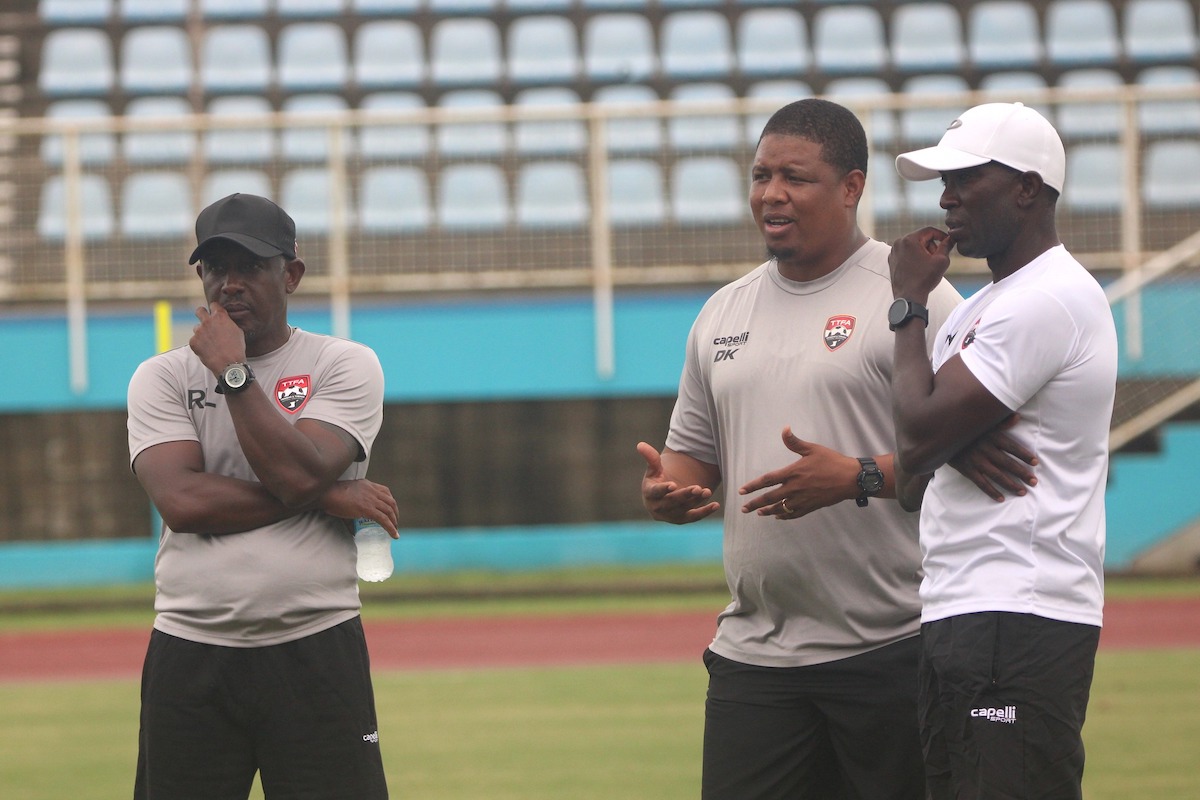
895;102;1065;193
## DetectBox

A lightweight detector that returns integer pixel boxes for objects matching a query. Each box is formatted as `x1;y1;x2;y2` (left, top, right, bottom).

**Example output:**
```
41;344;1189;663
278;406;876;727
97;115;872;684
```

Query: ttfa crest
823;315;856;351
276;375;311;413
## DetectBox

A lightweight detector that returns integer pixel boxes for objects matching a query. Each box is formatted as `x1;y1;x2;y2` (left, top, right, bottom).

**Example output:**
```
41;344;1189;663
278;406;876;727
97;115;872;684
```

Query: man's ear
1016;171;1047;207
284;258;306;294
844;169;867;208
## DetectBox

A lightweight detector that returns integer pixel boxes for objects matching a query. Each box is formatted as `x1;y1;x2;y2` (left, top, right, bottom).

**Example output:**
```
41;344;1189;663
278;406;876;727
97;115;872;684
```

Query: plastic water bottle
354;518;394;582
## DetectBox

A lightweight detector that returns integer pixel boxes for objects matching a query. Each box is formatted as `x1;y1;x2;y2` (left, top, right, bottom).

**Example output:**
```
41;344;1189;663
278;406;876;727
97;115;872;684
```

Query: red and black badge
275;375;311;413
823;315;856;351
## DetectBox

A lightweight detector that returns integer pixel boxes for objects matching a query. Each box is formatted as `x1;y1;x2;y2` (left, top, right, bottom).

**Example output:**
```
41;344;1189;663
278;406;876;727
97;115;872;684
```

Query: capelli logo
970;706;1017;724
363;730;380;744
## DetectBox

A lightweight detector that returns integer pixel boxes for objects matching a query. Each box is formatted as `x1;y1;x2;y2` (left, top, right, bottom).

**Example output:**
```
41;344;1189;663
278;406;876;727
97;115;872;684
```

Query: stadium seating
866;151;902;220
812;6;887;75
1136;67;1200;134
1045;0;1121;66
278;23;349;92
592;84;663;154
824;77;896;144
512;88;586;156
743;80;812;143
607;159;667;227
660;11;735;80
429;18;503;86
507;15;580;85
1056;69;1125;138
200;26;272;93
584;14;656;82
358;92;430;159
123;96;196;164
1123;0;1198;62
280;94;352;162
359;165;432;233
899;75;970;144
120;26;191;95
437;163;509;231
1143;140;1200;208
281;168;351;233
353;20;425;90
40;0;111;23
671;157;743;225
199;0;269;18
40;99;115;166
667;83;741;151
38;174;114;240
202;169;273;204
435;90;508;157
202;95;276;163
120;171;193;238
277;0;347;16
515;161;590;229
1064;143;1125;210
736;9;809;78
967;1;1042;69
39;28;114;96
891;3;966;73
119;0;187;21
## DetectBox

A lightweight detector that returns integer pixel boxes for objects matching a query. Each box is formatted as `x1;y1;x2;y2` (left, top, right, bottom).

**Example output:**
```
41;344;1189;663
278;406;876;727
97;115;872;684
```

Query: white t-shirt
127;328;385;647
667;240;962;667
920;245;1118;627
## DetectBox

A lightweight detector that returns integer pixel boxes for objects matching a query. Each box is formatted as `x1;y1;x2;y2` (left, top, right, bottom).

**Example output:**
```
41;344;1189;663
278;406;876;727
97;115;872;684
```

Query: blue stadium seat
736;9;809;78
671;157;744;225
199;0;269;17
1124;0;1198;63
1055;69;1124;138
40;99;115;166
1136;67;1200;134
40;0;111;23
120;26;191;95
1143;140;1200;208
352;0;420;13
277;0;347;16
584;14;656;82
891;2;965;73
968;1;1042;68
281;94;352;162
507;15;580;85
505;0;572;10
977;71;1053;120
1064;143;1124;211
38;174;114;240
513;87;586;156
1045;0;1120;66
39;28;114;96
278;23;349;92
744;79;813;143
607;159;666;227
123;96;195;164
430;18;502;86
200;26;272;93
866;150;901;220
429;0;498;13
592;84;663;154
667;83;741;151
437;164;509;231
359;166;432;233
119;0;186;20
515;161;590;229
281;168;351;234
903;178;945;220
203;96;276;163
899;75;969;145
660;11;734;80
120;171;193;239
813;6;887;74
435;90;508;156
359;92;430;159
353;20;425;89
202;169;273;205
824;77;895;144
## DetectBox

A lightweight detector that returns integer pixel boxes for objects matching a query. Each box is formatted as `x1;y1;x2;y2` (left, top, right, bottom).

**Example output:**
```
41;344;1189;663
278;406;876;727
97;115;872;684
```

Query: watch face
888;298;910;328
224;365;249;389
862;472;885;492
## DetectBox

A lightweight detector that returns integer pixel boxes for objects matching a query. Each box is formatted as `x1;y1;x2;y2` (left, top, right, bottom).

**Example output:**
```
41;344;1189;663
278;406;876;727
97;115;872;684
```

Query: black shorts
702;637;925;800
134;617;388;800
918;611;1100;800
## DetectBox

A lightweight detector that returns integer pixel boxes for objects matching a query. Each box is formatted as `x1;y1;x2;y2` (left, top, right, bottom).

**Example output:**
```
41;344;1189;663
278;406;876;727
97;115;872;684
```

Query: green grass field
1;567;1198;799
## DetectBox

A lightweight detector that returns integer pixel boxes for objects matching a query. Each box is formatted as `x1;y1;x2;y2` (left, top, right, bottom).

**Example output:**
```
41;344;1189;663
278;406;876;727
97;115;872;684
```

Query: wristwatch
856;457;884;507
888;298;929;331
216;362;254;394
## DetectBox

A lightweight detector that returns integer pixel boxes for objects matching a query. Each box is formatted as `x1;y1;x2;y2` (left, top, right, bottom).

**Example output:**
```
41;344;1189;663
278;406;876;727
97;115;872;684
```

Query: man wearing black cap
127;193;397;798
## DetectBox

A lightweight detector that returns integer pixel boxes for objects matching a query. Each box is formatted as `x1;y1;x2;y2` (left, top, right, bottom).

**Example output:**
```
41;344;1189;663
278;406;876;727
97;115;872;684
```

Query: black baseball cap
189;193;298;265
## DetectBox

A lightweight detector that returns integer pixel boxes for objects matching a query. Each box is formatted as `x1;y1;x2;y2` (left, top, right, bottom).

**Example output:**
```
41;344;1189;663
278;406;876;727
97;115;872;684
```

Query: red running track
2;599;1199;683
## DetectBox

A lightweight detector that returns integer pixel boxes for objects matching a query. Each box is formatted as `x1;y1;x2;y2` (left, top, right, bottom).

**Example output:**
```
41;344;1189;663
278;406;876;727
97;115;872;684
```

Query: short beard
766;244;796;263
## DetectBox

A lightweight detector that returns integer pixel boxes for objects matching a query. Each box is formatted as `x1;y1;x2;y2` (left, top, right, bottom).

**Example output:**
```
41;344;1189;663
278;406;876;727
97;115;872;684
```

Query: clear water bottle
354;518;394;582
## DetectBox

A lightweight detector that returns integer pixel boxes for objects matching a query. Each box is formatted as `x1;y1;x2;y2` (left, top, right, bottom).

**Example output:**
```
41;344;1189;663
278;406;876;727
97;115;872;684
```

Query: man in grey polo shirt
127;193;398;799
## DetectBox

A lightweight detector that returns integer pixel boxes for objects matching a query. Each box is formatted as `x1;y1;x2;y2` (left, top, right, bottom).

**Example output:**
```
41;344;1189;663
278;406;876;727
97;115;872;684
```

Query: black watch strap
856;457;884;508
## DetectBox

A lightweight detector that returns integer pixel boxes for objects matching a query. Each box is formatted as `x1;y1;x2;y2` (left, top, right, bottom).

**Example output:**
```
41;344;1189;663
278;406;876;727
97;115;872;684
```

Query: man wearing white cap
886;102;1118;798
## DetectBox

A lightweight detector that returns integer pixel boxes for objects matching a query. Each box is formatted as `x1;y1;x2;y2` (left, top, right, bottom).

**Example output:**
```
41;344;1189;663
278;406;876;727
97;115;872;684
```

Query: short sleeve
127;356;199;470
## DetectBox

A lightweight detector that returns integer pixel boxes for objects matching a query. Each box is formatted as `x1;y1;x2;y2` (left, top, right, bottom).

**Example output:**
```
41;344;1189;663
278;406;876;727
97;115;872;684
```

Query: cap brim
895;146;992;182
189;233;290;264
